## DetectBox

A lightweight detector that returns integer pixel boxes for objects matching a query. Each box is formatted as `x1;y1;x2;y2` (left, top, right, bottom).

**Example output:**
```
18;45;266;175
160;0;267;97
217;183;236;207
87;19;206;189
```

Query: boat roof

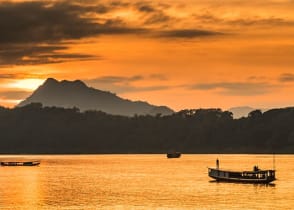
208;167;275;173
1;159;40;162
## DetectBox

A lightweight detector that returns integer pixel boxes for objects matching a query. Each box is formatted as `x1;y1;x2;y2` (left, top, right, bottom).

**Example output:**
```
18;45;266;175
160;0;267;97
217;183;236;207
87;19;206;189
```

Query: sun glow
7;79;45;91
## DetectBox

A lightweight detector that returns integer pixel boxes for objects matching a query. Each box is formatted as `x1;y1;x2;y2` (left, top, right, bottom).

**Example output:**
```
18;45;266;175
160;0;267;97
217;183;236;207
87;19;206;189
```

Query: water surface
0;155;293;209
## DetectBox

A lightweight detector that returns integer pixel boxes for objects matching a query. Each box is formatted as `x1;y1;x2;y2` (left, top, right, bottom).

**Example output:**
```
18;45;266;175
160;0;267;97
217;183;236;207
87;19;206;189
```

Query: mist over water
0;155;293;209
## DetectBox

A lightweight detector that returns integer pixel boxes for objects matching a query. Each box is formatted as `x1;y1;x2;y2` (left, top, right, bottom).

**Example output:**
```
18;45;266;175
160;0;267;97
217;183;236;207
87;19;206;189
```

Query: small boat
1;160;40;166
208;159;276;184
167;152;181;158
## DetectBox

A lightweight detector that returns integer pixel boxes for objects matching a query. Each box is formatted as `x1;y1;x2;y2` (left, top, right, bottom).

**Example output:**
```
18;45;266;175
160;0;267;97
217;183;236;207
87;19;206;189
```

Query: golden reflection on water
0;155;293;209
0;166;41;209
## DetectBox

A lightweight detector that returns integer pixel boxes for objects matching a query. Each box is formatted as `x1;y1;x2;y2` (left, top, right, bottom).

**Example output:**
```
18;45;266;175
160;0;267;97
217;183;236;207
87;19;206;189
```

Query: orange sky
1;0;294;110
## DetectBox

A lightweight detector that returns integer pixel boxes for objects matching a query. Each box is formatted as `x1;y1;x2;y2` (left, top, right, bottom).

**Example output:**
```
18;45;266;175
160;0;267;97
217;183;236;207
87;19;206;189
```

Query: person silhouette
216;158;219;169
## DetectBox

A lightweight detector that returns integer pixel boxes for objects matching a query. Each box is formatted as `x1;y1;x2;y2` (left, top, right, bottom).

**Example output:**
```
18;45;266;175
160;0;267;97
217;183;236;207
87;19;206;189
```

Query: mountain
228;106;255;118
228;106;267;119
17;78;174;116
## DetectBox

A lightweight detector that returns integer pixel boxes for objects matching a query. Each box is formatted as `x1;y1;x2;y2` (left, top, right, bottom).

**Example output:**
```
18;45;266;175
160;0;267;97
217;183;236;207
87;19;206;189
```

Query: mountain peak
42;78;87;88
43;78;58;86
60;79;87;88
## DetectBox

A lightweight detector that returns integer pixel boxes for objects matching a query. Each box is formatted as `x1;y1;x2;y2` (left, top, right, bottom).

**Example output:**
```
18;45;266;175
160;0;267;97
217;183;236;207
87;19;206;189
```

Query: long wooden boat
167;152;181;158
1;160;40;166
208;167;276;184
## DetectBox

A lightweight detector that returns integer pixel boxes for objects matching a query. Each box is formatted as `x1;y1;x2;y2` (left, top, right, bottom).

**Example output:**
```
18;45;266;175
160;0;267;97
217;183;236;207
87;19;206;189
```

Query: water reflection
0;167;41;208
209;180;276;187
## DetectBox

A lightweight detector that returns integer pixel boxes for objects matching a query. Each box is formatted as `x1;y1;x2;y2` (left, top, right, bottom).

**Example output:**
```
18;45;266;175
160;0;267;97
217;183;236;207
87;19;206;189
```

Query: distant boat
167;152;181;158
1;160;40;166
208;159;276;184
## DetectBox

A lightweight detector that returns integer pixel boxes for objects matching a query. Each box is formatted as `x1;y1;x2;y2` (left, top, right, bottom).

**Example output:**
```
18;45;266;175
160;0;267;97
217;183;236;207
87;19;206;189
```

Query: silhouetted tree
0;103;293;154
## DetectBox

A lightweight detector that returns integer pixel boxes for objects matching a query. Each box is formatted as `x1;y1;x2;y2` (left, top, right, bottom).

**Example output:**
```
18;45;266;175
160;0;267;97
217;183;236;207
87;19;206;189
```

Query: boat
208;159;276;184
1;160;40;166
167;152;181;158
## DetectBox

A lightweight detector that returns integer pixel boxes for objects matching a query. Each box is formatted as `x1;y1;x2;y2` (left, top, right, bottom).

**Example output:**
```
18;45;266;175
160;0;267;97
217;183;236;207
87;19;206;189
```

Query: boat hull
208;168;276;184
209;174;276;184
1;161;40;166
167;153;181;158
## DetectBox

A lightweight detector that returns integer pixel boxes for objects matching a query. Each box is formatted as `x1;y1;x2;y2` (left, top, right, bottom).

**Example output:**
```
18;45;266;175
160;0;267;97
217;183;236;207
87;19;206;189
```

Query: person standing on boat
216;158;219;169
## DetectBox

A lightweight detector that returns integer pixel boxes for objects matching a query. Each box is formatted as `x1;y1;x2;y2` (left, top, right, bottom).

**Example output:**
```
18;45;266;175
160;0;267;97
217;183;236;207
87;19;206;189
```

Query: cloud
194;12;294;27
0;2;92;44
0;73;20;79
157;29;222;38
149;74;168;80
0;1;146;44
135;1;171;13
0;72;44;80
0;1;143;66
134;2;172;25
87;74;168;84
144;12;171;25
134;3;222;36
0;44;98;66
85;75;170;94
137;4;156;13
279;73;294;82
87;75;144;84
0;90;31;100
189;82;275;96
0;1;225;66
228;17;294;27
95;84;170;94
109;1;130;8
247;75;268;81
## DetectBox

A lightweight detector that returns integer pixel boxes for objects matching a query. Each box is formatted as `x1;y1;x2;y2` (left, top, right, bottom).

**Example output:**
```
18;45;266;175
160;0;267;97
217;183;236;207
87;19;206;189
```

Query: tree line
0;103;293;154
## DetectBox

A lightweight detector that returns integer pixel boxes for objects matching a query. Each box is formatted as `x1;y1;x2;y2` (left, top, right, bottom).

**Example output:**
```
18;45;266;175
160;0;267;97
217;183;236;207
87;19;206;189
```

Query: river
0;154;293;209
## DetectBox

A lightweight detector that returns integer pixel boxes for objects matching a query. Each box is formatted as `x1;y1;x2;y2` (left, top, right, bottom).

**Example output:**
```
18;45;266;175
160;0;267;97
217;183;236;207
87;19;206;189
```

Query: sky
0;0;294;111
